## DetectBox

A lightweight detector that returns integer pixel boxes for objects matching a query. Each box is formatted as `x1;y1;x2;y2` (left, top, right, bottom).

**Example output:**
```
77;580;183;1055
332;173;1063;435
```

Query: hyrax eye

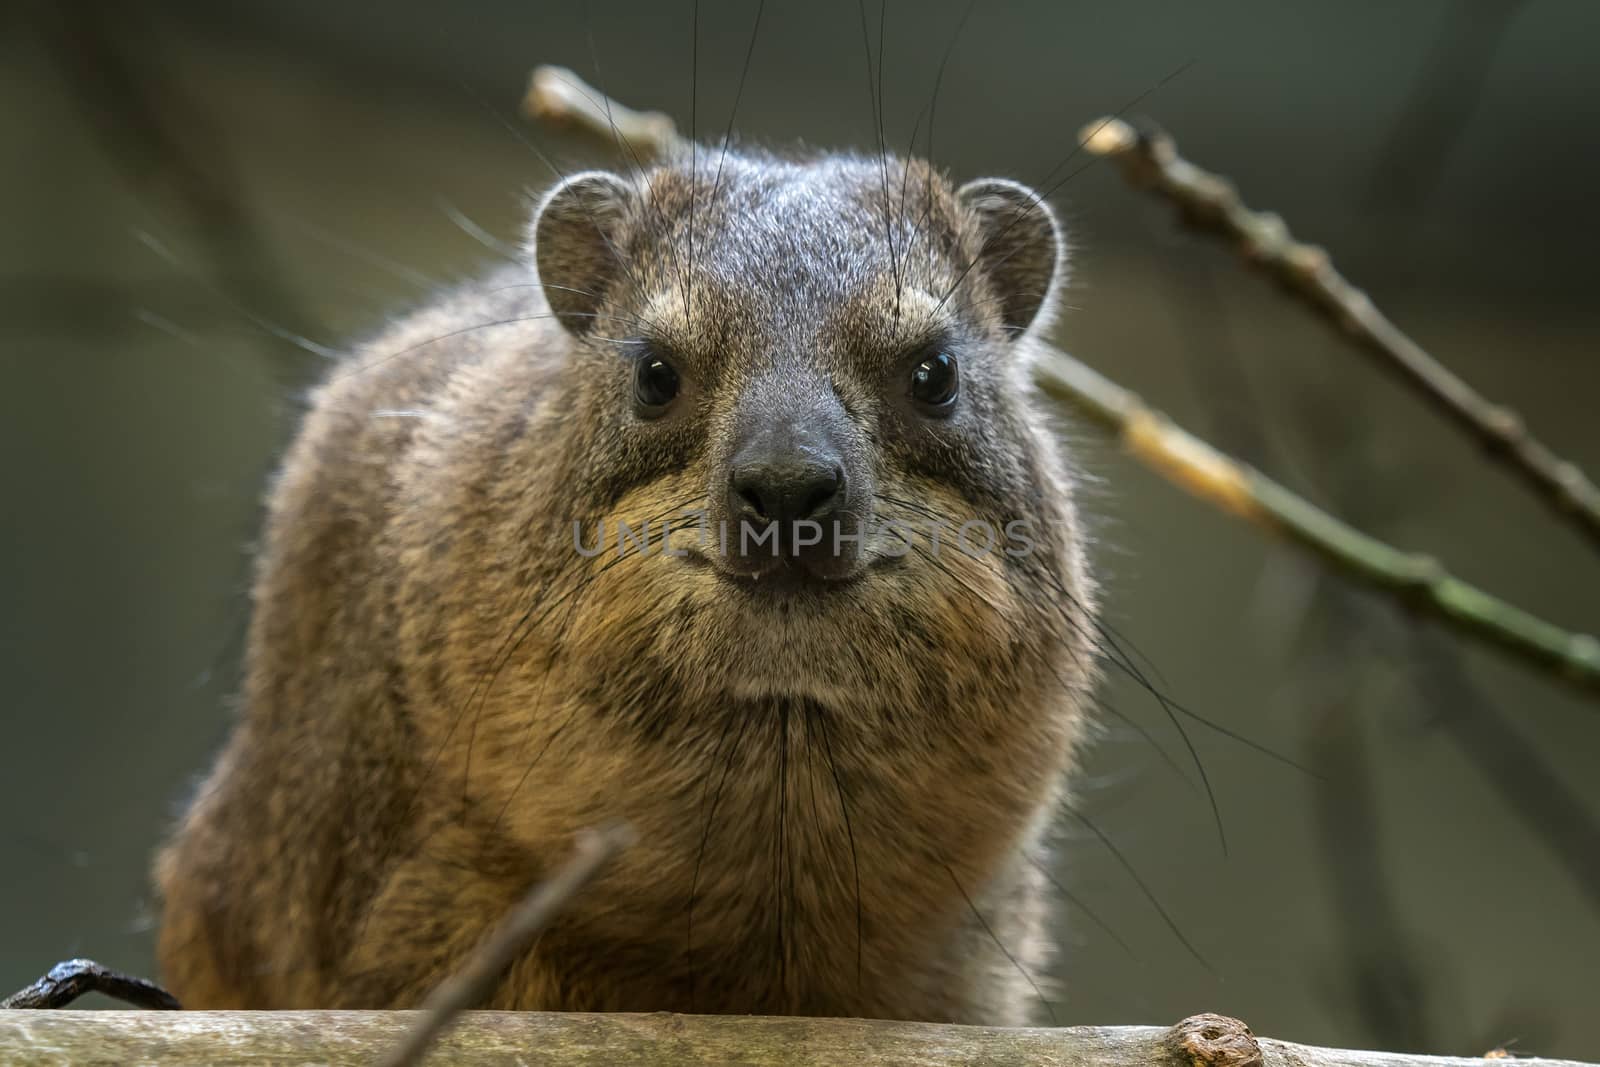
910;351;959;409
634;352;681;410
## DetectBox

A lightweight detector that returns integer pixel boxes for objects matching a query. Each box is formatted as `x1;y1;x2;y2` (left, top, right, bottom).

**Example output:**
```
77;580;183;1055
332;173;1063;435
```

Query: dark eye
634;352;681;410
910;351;959;409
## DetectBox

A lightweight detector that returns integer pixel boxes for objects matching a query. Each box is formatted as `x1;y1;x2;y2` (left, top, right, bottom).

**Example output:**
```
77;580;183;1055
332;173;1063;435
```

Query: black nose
729;457;845;528
721;380;863;577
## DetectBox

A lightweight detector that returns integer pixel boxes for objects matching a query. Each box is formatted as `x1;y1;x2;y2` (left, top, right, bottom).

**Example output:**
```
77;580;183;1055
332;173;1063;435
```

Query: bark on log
0;1009;1592;1067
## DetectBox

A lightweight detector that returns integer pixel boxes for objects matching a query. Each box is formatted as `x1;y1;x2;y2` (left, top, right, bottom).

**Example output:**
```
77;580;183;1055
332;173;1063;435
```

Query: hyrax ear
955;178;1063;337
530;171;637;336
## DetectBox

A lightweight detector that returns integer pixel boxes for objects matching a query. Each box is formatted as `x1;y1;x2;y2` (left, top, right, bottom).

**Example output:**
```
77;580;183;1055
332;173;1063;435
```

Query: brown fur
155;148;1098;1023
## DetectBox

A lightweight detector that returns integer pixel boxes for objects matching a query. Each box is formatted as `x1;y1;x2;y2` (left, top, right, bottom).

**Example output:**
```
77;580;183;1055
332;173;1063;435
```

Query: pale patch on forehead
636;268;953;369
637;287;703;351
829;277;952;360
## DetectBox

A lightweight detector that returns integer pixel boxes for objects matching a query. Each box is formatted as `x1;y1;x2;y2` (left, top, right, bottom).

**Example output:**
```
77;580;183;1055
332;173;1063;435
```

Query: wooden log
0;1010;1591;1067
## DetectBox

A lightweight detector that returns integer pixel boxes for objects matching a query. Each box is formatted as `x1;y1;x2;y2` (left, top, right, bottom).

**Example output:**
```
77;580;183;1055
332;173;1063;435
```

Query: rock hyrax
155;145;1099;1023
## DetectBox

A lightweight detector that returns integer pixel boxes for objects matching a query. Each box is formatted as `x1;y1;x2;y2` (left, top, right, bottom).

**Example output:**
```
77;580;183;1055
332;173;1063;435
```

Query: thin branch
1033;353;1600;699
1078;116;1600;553
522;66;682;160
378;821;635;1067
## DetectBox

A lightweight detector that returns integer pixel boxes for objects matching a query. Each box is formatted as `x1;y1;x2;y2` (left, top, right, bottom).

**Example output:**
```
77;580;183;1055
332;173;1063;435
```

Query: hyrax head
529;148;1086;694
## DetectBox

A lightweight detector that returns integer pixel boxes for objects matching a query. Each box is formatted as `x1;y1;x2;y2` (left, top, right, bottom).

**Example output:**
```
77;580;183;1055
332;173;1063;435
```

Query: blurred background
3;0;1598;1057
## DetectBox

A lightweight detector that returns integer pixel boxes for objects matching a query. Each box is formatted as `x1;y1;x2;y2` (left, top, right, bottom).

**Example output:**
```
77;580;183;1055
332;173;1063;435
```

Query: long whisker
708;0;768;211
451;491;706;816
572;22;652;186
1025;551;1318;777
1095;697;1200;792
573;16;694;310
917;0;978;281
483;493;713;836
873;492;1232;852
134;229;338;360
885;491;1318;927
329;309;663;385
796;701;848;995
268;210;439;290
811;701;863;994
354;509;695;949
685;0;699;322
1064;803;1214;975
688;700;757;1011
469;72;653;308
1026;557;1230;853
935;61;1195;316
942;861;1058;1024
892;105;926;304
481;282;679;341
857;0;902;318
774;697;792;1001
1023;852;1139;961
439;199;518;258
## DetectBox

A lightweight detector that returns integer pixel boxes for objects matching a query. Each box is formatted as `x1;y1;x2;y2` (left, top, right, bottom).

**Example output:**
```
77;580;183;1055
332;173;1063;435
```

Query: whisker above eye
327;309;670;385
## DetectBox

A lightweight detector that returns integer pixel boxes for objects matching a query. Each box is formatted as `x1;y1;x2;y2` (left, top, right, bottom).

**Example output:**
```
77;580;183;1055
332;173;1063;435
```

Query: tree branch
1034;353;1600;697
523;65;682;159
1;1009;1592;1066
1078;115;1600;553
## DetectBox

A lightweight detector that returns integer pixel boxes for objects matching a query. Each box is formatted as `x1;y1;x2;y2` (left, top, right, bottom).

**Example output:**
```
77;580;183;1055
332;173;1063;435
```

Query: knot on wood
1168;1013;1265;1067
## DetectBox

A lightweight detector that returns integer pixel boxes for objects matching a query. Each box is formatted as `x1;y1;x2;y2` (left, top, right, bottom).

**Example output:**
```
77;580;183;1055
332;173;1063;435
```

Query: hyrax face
532;150;1087;703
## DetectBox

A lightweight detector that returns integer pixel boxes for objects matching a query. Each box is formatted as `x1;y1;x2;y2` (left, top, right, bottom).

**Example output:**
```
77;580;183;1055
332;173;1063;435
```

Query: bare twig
1079;115;1600;552
1033;353;1600;698
378;820;635;1067
523;66;682;160
1;959;180;1011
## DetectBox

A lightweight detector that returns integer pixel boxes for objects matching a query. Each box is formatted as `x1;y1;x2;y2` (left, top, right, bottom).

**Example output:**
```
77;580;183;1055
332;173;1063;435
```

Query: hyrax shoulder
156;146;1098;1022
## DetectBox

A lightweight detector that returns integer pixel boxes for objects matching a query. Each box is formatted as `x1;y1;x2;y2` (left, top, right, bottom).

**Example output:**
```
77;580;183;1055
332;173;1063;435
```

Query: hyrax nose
729;455;846;529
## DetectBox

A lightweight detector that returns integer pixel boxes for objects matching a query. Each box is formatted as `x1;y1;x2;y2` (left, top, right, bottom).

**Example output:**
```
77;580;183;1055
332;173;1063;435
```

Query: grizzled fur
155;147;1099;1023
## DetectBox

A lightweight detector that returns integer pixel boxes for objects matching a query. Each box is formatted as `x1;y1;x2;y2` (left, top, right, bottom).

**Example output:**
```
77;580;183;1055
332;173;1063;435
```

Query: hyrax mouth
722;516;867;579
717;562;864;598
683;516;870;592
